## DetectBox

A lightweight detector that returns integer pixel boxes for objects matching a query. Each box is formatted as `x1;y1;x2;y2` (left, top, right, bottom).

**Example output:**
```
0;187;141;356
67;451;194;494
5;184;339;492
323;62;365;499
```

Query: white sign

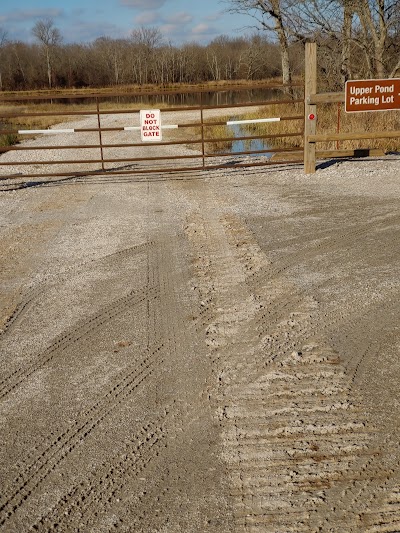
140;109;162;142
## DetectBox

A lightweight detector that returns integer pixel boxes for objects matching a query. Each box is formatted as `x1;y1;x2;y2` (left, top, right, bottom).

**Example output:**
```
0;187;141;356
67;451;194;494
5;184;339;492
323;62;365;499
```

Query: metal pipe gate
0;83;304;181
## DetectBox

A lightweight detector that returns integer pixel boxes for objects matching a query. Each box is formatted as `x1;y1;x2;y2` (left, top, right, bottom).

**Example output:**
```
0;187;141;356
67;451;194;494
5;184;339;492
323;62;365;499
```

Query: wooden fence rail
304;42;400;174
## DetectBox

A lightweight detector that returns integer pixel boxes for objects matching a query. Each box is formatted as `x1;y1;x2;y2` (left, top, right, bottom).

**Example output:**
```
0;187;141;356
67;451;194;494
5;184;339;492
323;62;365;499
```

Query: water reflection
47;87;290;107
148;88;282;107
227;123;271;157
230;137;270;157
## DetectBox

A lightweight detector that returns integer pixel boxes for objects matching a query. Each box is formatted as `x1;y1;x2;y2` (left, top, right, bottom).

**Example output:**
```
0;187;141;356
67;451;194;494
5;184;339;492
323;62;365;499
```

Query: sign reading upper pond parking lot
140;109;162;141
345;79;400;112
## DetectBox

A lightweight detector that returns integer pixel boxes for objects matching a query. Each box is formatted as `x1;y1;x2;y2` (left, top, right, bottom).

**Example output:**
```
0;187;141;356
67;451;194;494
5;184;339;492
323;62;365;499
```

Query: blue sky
0;0;256;45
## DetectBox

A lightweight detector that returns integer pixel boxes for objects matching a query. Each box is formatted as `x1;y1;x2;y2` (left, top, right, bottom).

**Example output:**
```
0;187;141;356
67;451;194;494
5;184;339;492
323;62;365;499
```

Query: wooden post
304;42;317;174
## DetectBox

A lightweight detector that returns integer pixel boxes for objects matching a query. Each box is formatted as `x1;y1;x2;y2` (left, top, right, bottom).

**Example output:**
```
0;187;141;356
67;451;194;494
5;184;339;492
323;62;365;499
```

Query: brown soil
1;155;400;532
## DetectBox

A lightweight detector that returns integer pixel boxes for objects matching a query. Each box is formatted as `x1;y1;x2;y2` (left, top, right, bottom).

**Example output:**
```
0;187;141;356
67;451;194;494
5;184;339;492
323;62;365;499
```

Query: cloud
191;23;214;35
66;21;130;42
134;10;192;31
134;12;160;25
185;23;221;43
120;0;166;9
165;12;192;25
204;12;224;23
0;9;63;24
160;24;180;35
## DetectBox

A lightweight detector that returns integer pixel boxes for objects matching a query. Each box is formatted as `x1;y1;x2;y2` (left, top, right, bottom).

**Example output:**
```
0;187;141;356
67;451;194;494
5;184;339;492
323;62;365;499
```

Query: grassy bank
204;101;400;154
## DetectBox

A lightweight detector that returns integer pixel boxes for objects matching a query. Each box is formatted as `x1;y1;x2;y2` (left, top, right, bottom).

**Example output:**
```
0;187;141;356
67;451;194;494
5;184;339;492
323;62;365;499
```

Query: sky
0;0;257;46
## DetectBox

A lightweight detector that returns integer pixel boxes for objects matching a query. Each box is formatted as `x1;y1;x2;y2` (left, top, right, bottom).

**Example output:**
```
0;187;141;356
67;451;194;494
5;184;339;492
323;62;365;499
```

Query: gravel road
0;112;400;532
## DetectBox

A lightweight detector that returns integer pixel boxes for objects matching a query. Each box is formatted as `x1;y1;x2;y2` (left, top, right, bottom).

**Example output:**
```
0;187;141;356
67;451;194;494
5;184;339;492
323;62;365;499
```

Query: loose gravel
1;111;400;532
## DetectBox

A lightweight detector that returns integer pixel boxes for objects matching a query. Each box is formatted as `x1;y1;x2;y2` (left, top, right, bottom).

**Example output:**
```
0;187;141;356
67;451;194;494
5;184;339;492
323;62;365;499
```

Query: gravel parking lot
1;114;400;532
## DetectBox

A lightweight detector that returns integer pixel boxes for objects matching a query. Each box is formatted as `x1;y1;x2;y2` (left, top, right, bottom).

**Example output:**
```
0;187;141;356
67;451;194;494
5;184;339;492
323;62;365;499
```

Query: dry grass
317;104;400;152
190;101;304;154
203;122;232;153
228;101;400;154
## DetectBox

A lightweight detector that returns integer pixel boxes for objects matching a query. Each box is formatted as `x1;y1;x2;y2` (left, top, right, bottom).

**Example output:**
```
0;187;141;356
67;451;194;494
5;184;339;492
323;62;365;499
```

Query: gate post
304;42;317;174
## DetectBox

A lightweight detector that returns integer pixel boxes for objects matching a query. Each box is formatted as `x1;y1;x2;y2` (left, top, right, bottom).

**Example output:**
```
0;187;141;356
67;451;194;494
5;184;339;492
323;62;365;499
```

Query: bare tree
238;35;267;79
0;27;7;90
12;43;28;88
289;0;400;81
353;0;400;78
32;18;62;88
287;1;357;83
178;43;208;83
0;27;300;90
92;37;129;86
223;0;294;85
130;27;163;84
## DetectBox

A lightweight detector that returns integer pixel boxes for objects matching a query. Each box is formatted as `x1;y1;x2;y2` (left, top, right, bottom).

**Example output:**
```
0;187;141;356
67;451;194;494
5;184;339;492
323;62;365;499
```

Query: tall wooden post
304;42;317;174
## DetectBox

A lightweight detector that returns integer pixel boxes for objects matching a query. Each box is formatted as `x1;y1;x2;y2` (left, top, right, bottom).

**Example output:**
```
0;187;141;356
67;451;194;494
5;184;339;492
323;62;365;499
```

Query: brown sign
345;79;400;112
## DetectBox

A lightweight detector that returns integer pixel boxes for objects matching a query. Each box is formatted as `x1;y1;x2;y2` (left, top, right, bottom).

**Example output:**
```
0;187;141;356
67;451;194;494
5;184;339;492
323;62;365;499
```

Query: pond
35;87;290;108
227;122;272;157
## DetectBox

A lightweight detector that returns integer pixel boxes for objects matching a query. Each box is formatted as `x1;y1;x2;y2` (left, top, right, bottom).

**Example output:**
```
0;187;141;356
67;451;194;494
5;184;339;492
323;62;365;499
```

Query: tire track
361;486;400;532
46;219;224;532
183;186;389;532
223;348;373;533
226;211;399;388
28;414;170;532
0;342;164;527
0;283;159;400
2;221;209;530
246;209;399;294
0;240;154;340
0;237;167;527
220;202;400;531
0;285;44;338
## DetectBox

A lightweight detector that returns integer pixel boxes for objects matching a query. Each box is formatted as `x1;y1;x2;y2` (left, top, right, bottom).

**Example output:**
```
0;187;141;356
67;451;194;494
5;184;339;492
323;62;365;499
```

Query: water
31;87;285;108
226;122;272;157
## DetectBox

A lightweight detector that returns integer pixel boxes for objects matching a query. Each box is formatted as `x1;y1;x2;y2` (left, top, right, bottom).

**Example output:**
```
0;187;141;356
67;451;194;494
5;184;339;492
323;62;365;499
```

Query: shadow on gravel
317;152;398;171
0;161;305;191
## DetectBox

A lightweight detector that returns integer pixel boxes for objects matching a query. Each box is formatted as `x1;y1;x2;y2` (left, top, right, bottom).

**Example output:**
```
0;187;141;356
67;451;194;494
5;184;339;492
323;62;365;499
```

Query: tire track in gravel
0;185;102;334
0;341;165;527
246;209;400;296
0;283;159;400
182;179;394;532
0;239;156;396
43;238;220;532
226;207;399;384
0;240;154;340
1;204;223;532
360;486;400;532
0;238;168;528
28;414;171;532
221;209;400;532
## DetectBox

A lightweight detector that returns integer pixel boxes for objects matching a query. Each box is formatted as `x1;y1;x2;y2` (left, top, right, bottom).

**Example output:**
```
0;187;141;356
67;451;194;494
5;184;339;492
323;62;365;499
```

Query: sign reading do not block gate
345;79;400;112
140;109;162;141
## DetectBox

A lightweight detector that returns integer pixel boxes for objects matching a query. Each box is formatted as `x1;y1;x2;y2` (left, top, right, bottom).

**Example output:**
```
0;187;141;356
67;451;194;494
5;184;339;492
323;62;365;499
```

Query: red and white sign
140;109;162;141
345;79;400;112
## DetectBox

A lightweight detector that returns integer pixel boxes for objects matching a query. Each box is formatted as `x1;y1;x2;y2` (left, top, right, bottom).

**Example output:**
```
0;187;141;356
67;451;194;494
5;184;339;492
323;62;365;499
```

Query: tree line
0;24;289;92
1;1;400;92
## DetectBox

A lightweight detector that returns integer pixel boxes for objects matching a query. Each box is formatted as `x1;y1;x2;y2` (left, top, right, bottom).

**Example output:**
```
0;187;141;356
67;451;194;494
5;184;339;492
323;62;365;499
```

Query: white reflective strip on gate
18;126;179;134
124;125;178;131
226;118;281;125
18;129;75;134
